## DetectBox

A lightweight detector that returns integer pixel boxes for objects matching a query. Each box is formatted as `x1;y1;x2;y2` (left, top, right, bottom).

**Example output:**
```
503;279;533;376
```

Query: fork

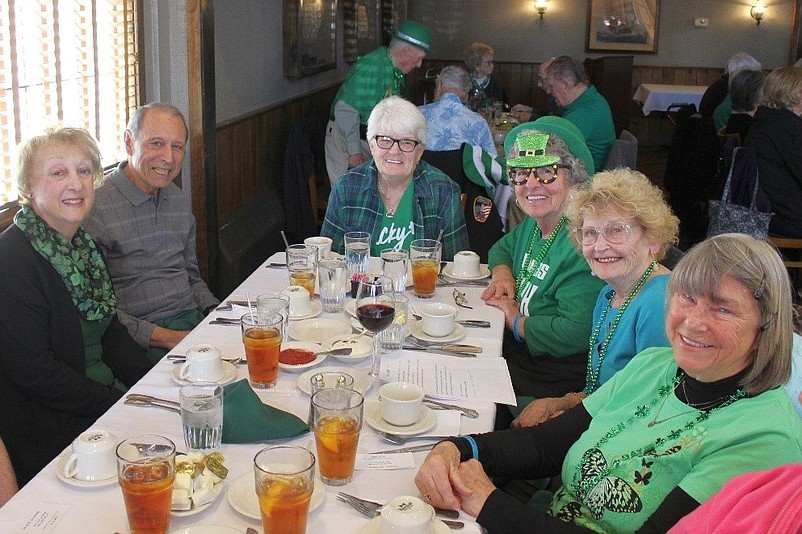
337;492;462;522
452;288;472;309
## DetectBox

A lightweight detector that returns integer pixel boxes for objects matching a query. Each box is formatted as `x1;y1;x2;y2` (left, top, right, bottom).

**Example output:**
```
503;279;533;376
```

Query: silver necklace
378;178;410;217
647;375;735;427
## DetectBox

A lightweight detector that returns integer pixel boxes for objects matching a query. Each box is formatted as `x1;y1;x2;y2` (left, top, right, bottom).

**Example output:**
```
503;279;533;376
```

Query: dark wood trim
791;0;802;64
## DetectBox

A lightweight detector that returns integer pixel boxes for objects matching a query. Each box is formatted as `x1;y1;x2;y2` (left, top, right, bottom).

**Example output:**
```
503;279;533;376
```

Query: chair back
603;129;638;170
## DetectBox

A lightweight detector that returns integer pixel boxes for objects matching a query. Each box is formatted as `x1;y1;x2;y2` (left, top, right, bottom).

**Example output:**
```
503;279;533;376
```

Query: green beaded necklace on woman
514;216;568;301
583;259;659;394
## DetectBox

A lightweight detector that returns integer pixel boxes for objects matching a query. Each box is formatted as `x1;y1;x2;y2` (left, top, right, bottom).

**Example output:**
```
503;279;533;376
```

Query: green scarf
14;206;117;321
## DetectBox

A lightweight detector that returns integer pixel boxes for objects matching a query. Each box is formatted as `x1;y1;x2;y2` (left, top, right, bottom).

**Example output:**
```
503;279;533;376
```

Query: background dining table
632;83;708;115
0;252;510;533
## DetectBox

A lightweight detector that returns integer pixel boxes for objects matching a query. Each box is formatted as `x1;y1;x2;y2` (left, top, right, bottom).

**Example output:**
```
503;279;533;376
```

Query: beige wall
409;0;796;69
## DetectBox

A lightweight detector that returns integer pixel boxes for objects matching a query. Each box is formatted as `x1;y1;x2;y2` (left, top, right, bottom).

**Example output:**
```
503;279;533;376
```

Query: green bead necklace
583;259;658;394
574;373;745;496
514;216;567;301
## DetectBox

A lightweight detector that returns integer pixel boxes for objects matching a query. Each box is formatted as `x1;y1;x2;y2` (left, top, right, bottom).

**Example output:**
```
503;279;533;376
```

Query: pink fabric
669;464;802;534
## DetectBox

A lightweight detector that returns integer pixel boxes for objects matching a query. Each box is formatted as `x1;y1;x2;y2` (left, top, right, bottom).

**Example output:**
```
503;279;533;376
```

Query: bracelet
462;435;479;460
512;313;524;342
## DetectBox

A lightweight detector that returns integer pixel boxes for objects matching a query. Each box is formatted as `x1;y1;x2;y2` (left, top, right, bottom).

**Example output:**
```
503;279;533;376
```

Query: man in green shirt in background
325;20;431;184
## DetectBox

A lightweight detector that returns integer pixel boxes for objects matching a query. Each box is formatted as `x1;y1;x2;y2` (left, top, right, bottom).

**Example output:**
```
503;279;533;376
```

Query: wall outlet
694;18;709;27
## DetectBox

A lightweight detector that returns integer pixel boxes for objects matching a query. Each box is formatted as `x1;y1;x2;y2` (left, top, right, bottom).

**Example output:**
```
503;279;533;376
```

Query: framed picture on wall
586;0;660;54
343;0;381;64
283;0;337;78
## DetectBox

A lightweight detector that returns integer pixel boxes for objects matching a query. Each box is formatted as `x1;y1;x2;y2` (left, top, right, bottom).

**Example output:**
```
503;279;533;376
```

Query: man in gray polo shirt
84;102;218;364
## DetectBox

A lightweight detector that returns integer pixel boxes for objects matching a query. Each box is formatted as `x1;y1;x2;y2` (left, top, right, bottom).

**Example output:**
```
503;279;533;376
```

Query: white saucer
227;472;325;520
289;299;323;321
172;481;224;517
344;299;357;317
442;264;491;280
325;335;373;363
297;366;373;396
288;318;352;344
409;321;466;344
278;341;327;372
358;515;450;533
55;450;117;488
169;526;242;534
170;361;239;386
364;402;437;437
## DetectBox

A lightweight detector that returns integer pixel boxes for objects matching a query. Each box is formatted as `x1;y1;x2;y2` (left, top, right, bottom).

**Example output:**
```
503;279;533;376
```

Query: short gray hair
127;102;188;142
547;56;588;86
726;52;761;75
366;96;428;146
437;65;471;100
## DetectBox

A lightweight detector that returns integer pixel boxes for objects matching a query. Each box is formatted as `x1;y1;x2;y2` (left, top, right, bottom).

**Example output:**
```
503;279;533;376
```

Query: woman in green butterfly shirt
483;117;604;401
0;126;151;486
416;234;802;533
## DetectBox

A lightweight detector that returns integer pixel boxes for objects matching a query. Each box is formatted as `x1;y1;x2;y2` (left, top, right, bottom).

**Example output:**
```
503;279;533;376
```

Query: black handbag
707;146;772;240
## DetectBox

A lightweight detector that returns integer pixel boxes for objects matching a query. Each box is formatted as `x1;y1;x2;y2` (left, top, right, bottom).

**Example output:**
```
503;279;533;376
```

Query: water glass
378;293;410;351
256;292;290;340
286;244;318;296
254;446;316;534
179;383;223;452
318;257;348;313
344;231;371;281
310;388;363;486
380;248;409;293
116;434;175;534
410;239;442;298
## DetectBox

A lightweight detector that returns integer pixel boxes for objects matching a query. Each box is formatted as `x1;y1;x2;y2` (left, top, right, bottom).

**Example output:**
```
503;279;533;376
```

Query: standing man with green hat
325;20;432;184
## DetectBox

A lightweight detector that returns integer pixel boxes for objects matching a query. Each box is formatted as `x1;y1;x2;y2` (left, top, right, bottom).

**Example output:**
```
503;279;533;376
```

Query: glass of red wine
355;275;396;377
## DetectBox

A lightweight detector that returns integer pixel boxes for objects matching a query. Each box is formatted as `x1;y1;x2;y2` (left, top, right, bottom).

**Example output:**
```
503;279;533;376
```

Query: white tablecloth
0;253;507;533
633;83;707;115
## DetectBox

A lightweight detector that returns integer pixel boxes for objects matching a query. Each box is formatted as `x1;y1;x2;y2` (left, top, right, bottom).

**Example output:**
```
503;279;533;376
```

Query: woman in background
463;42;508;110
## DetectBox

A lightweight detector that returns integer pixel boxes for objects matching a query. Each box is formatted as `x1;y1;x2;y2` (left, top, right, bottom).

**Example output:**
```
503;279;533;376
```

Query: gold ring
423;493;431;501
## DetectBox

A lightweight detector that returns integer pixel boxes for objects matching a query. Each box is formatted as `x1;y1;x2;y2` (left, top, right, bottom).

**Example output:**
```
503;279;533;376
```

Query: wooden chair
769;235;802;286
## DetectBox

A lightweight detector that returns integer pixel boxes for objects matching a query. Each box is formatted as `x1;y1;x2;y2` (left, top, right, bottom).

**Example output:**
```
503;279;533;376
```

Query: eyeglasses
373;135;421;153
508;164;570;186
574;223;636;245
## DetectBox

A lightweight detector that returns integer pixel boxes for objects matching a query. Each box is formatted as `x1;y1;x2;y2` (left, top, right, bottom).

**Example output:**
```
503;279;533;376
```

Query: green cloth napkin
222;379;309;443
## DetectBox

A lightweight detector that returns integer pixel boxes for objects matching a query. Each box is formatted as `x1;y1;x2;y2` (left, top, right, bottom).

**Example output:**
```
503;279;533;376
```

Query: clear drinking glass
286;244;318;296
256;292;290;340
410;239;442;298
318;257;348;313
179;383;223;452
355;275;396;377
378;293;409;352
116;435;175;534
241;311;283;389
254;446;316;534
310;388;363;486
380;248;409;293
344;231;371;283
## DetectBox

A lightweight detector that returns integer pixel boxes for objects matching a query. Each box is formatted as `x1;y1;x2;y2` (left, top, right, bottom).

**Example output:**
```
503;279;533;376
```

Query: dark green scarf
14;206;117;321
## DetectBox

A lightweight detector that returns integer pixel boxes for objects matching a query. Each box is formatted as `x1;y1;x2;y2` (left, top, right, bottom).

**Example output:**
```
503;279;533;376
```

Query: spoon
376;431;442;446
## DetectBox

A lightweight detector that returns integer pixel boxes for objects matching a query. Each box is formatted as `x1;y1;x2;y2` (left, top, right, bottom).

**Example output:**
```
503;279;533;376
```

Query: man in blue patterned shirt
419;66;497;156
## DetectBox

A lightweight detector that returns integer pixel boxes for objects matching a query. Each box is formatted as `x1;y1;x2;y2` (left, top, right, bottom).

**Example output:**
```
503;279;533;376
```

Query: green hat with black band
504;116;595;175
389;20;432;51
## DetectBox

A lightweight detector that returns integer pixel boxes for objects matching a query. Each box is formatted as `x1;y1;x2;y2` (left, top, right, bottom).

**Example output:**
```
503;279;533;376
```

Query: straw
246;291;255;322
436;228;444;243
280;230;290;249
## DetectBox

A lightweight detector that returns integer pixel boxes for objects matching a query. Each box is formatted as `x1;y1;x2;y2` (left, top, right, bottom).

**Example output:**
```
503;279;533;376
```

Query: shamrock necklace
515;216;567;300
584;259;658;394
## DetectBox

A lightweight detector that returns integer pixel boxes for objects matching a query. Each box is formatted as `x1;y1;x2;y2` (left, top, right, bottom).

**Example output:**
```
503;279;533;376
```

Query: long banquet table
0;253;508;533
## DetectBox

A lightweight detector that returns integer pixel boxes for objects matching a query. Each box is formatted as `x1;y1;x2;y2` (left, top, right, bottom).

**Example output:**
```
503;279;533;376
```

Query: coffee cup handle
63;454;78;478
179;362;192;380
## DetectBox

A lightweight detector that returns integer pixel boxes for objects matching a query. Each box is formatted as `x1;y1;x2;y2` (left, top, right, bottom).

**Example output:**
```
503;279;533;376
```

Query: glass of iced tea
116;434;175;534
241;311;283;388
286;243;318;296
254;446;316;534
410;239;442;298
310;388;363;486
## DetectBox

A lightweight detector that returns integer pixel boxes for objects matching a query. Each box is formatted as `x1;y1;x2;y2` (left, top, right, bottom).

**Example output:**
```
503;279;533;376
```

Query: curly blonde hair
566;168;679;259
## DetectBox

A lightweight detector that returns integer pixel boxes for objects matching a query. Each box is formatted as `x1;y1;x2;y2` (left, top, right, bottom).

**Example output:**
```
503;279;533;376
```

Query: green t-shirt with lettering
372;184;415;254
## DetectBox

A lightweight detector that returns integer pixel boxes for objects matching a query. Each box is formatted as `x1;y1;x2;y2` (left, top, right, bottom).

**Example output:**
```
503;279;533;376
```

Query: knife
369;442;438;454
209;320;239;326
402;346;476;358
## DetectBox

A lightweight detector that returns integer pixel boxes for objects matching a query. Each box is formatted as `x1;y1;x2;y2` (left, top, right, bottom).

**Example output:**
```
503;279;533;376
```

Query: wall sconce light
750;1;766;25
535;0;549;19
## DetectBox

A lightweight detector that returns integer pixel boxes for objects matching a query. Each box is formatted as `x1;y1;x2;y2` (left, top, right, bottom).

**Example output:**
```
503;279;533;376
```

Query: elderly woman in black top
0;126;150;486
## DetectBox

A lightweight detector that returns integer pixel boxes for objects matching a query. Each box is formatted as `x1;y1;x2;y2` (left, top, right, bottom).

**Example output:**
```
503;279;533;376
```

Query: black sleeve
636;487;700;533
473;402;592;480
101;315;152;387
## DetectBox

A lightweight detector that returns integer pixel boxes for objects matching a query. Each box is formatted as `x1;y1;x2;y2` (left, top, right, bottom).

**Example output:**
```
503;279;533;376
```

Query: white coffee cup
380;382;424;427
304;236;333;260
452;250;481;277
419;302;458;338
282;285;313;317
179;344;224;382
380;495;435;534
63;429;118;481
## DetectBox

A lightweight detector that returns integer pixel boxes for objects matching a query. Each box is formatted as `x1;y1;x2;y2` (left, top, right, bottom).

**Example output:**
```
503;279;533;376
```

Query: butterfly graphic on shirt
575;448;643;519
